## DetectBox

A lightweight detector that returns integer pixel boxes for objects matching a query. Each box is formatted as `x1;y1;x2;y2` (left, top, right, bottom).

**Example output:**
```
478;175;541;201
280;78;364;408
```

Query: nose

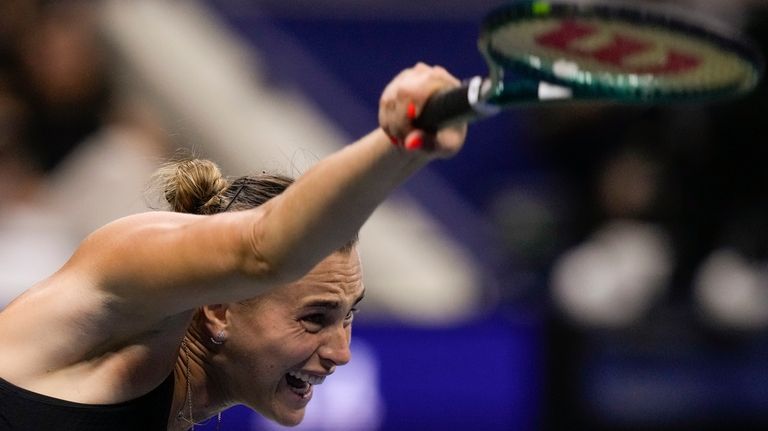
318;325;352;368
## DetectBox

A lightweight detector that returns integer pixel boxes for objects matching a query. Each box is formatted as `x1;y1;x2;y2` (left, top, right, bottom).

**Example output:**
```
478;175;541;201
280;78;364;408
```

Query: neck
170;326;230;430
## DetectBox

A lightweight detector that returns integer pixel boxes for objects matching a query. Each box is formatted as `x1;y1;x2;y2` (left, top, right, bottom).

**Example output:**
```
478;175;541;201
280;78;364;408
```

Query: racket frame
412;0;764;133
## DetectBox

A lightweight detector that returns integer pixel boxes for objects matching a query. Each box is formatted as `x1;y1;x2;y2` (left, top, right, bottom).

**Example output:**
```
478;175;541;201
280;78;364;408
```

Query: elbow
239;219;305;285
239;246;307;286
239;253;284;284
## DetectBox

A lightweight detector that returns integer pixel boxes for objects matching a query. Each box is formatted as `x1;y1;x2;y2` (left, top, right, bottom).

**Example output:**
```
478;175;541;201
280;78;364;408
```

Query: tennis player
0;63;466;430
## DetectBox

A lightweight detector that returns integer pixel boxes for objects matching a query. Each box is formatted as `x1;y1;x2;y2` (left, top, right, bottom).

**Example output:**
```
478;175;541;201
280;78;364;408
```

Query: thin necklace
179;337;222;431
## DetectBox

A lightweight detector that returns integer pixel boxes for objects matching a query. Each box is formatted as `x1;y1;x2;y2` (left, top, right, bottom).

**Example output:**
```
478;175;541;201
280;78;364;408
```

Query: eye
301;313;326;332
345;308;358;323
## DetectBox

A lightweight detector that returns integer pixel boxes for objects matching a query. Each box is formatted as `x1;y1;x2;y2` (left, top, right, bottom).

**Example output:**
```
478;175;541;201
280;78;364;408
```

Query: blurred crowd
0;0;169;306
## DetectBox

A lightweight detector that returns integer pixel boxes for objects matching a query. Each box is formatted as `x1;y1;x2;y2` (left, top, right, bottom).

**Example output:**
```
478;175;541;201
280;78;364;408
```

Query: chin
270;409;306;427
254;401;306;428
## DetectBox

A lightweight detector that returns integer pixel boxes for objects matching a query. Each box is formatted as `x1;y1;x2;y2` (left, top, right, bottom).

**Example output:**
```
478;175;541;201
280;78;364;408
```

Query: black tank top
0;374;174;430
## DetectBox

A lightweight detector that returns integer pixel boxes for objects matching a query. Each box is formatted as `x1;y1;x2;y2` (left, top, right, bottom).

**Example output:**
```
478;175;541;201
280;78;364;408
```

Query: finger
404;130;425;151
404;67;462;124
431;65;461;87
434;124;468;156
379;64;463;142
407;102;417;121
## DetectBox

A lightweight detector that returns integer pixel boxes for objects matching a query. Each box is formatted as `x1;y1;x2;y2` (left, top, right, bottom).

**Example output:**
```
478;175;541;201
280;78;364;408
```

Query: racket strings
479;2;762;101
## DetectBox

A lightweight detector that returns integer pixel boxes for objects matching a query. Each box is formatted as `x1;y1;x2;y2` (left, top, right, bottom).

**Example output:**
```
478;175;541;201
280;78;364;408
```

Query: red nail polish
389;135;399;146
406;135;423;150
407;102;416;120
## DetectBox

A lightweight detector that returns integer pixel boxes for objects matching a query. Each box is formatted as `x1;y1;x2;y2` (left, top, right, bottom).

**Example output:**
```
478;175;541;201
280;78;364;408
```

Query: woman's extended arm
66;64;467;313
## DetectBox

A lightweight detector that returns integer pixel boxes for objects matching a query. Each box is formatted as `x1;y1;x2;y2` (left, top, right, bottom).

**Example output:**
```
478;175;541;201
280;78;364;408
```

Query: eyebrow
304;291;365;309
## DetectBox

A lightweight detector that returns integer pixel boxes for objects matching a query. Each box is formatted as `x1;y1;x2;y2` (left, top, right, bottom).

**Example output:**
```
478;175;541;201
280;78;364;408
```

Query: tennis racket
413;0;764;132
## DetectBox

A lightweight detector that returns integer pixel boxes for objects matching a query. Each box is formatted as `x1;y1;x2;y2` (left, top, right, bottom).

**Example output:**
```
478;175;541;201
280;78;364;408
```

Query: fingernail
406;102;416;120
389;135;399;146
405;135;423;150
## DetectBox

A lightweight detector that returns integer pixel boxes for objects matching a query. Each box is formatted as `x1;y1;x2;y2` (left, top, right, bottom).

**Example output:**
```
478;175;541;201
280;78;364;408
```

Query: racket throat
537;81;573;100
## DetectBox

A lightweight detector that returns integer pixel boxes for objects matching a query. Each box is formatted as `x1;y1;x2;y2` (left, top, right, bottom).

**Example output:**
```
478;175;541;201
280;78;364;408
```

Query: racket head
479;0;764;104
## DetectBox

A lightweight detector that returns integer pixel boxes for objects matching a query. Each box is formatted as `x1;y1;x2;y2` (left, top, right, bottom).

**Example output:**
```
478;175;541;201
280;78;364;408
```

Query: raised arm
66;64;466;313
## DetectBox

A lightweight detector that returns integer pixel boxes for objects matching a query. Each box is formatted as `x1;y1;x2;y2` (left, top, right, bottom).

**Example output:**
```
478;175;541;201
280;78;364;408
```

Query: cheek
228;321;284;370
279;331;322;363
232;308;323;370
248;324;319;369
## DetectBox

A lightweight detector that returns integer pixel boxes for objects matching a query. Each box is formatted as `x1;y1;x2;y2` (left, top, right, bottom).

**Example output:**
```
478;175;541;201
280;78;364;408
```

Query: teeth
288;370;326;386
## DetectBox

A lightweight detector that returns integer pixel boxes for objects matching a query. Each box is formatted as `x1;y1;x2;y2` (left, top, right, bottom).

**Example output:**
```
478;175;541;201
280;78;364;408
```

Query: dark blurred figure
0;58;79;306
2;0;110;173
0;71;36;202
528;5;768;431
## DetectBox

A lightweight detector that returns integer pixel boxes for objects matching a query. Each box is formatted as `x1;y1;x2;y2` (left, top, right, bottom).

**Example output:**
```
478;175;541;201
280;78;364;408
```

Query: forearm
246;128;429;280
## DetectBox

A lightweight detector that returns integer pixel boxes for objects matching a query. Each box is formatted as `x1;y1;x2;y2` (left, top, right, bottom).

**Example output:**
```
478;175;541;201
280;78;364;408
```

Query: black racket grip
412;84;472;134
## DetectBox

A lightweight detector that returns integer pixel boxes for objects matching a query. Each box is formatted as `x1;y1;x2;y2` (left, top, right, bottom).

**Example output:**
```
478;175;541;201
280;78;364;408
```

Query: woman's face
223;248;365;426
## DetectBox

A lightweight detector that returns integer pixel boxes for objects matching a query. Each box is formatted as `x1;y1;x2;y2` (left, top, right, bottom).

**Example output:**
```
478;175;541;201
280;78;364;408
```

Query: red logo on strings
535;20;700;74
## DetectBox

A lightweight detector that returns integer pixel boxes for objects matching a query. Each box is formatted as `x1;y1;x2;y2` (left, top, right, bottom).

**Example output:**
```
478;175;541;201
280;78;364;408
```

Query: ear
200;304;230;343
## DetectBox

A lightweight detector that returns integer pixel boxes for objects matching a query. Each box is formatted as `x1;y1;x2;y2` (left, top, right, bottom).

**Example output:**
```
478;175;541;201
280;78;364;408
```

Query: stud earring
210;330;226;345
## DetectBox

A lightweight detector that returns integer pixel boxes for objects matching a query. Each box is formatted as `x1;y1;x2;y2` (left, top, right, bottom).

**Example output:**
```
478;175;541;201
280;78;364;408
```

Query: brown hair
154;158;357;252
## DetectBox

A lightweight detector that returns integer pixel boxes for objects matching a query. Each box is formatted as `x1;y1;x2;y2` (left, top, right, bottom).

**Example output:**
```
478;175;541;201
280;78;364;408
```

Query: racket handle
412;76;499;133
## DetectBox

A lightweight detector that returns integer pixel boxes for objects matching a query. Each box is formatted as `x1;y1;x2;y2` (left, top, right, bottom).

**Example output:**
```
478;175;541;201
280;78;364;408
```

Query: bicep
68;211;273;313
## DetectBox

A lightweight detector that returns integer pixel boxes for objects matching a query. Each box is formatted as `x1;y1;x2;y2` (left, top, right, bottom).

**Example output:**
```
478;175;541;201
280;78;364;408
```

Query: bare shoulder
82;210;203;242
0;212;199;397
0;207;264;401
0;266;191;403
69;210;243;295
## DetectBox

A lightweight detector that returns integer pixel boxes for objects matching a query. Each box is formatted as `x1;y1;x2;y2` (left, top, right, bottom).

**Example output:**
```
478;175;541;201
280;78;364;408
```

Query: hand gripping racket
413;0;764;132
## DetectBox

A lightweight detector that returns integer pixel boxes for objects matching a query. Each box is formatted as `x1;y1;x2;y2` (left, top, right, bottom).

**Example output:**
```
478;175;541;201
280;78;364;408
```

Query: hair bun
157;159;229;214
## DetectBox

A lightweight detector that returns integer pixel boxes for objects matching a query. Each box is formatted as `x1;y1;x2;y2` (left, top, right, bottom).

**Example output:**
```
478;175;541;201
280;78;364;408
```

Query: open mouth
285;371;325;398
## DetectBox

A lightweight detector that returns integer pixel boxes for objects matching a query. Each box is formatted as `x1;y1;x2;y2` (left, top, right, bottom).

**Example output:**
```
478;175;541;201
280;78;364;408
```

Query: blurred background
1;0;767;430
